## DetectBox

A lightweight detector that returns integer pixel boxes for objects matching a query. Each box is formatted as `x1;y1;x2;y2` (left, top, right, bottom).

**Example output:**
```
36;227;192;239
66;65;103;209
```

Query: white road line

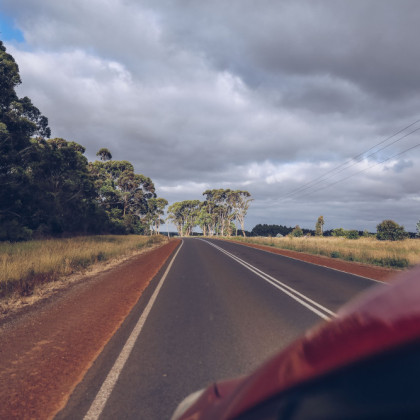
226;239;385;284
210;242;335;316
200;239;335;321
83;241;184;420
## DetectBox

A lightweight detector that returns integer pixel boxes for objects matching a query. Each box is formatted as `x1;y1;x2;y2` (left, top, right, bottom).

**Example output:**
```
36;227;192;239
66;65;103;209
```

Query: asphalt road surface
57;238;381;420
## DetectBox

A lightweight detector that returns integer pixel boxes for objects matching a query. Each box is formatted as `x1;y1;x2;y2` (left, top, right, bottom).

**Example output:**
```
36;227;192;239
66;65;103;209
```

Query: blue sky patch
0;13;24;42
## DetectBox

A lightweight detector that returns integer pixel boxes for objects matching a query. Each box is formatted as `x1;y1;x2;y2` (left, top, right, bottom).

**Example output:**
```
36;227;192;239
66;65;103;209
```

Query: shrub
332;228;346;237
376;220;408;241
374;257;409;268
346;230;359;240
290;225;303;237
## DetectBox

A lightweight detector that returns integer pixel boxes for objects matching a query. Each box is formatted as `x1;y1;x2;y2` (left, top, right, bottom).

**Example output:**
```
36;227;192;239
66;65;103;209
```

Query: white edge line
83;240;184;420
209;242;336;317
206;240;335;316
229;254;332;321
215;239;387;284
199;239;333;321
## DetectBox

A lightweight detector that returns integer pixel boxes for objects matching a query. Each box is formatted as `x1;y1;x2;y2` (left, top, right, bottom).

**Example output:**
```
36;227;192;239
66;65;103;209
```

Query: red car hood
177;265;420;420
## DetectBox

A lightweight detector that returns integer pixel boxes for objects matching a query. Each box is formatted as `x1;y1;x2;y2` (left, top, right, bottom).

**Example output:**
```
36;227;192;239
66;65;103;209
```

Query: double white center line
202;240;336;321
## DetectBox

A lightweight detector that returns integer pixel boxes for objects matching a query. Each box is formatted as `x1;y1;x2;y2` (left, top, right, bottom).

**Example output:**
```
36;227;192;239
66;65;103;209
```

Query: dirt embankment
228;240;398;282
0;239;180;420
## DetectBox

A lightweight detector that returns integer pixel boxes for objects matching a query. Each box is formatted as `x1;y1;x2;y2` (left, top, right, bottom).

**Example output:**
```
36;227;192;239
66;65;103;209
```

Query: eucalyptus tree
202;188;252;236
167;188;252;238
197;203;213;236
0;40;51;239
315;216;324;236
90;153;156;233
29;138;102;234
167;202;183;236
202;189;234;236
227;190;253;236
0;41;167;239
96;147;112;161
167;200;201;236
146;197;168;235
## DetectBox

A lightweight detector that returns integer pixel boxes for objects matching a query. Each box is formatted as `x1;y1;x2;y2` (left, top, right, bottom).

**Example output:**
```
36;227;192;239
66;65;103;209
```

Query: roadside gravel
0;239;180;420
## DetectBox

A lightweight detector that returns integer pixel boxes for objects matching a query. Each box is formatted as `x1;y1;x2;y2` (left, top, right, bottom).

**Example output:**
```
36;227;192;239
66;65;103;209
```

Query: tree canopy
0;41;165;240
376;220;408;241
167;189;253;236
1;40;52;239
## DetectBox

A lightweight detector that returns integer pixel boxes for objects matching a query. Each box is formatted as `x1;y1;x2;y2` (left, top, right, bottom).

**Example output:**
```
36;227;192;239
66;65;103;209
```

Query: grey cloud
3;0;420;231
140;1;420;96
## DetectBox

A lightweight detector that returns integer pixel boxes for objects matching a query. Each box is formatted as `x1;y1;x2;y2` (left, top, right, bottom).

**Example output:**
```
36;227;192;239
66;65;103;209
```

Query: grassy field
229;236;420;269
0;235;167;298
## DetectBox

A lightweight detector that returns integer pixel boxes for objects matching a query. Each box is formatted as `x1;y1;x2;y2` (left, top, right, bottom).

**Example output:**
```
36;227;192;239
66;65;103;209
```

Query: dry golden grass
0;235;166;297
230;236;420;268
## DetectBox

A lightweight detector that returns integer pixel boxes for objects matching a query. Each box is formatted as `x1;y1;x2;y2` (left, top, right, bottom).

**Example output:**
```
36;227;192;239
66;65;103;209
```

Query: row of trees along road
167;189;253;237
89;149;168;235
0;40;166;240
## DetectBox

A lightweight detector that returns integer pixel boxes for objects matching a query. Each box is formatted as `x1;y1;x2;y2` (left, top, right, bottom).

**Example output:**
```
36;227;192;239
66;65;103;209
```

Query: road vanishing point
57;238;380;419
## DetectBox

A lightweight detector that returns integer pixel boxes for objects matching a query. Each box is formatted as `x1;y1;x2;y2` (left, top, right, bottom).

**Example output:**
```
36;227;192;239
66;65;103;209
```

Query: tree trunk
240;217;246;236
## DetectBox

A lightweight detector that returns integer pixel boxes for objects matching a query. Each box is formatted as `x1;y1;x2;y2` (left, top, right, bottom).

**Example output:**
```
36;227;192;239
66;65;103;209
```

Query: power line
296;142;420;199
280;118;420;199
283;126;420;198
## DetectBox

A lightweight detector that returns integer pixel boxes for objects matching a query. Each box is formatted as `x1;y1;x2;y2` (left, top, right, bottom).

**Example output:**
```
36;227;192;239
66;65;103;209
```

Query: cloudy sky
1;0;420;232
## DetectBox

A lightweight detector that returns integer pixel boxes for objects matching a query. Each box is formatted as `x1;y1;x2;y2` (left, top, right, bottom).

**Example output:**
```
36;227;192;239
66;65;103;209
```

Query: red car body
173;265;420;420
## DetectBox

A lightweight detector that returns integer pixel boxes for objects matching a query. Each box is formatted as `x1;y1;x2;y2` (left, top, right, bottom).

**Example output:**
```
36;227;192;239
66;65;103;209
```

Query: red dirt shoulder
0;239;181;420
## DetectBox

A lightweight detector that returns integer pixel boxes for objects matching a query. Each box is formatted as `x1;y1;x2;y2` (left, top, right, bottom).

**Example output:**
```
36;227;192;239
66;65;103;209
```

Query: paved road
57;238;381;420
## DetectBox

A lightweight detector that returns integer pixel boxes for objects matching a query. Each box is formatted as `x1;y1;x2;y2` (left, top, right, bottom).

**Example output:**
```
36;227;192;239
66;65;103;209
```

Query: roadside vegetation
229;235;420;269
0;41;168;241
0;235;166;298
167;189;252;237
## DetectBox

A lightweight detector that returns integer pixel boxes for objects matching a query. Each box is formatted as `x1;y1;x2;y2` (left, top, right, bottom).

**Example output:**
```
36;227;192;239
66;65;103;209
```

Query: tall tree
145;197;168;235
315;215;324;236
0;40;51;239
203;189;234;236
96;147;112;161
90;153;156;233
199;200;218;236
227;190;253;236
197;203;213;236
28;138;103;234
167;200;200;236
0;42;164;239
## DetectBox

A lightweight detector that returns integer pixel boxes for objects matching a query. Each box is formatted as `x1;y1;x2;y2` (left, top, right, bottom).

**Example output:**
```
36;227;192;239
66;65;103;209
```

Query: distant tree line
0;41;165;240
167;189;253;236
249;218;417;241
250;224;312;237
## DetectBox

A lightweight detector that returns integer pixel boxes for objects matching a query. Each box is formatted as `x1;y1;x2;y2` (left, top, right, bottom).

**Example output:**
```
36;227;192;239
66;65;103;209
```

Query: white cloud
3;0;420;231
